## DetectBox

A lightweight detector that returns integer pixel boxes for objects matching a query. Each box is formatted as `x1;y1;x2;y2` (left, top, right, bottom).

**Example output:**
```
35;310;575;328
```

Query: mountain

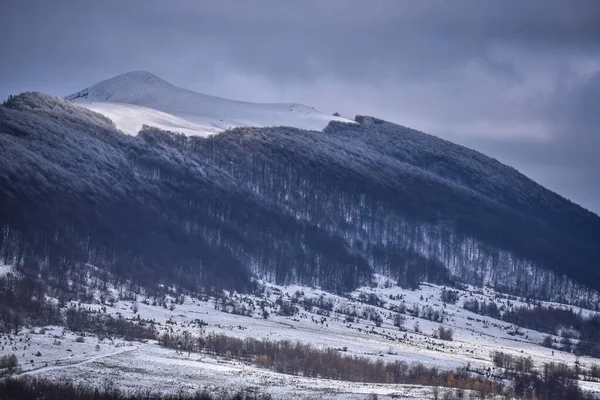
1;92;599;306
66;71;352;136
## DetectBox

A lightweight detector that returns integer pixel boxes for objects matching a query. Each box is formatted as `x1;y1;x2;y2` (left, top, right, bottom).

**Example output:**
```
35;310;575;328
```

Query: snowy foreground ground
2;275;600;399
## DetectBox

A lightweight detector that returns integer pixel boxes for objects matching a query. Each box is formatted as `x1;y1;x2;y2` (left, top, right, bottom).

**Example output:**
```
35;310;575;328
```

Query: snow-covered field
67;71;353;136
14;339;441;400
2;275;600;398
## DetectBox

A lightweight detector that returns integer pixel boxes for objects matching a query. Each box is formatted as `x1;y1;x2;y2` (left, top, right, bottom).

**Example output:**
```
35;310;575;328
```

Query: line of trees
159;331;500;395
512;362;593;400
489;351;596;399
502;305;600;357
502;305;581;334
0;377;272;400
65;306;157;341
463;299;501;319
491;351;534;373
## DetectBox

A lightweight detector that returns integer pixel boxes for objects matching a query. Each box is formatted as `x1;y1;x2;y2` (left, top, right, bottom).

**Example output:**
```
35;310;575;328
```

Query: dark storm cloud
1;0;599;212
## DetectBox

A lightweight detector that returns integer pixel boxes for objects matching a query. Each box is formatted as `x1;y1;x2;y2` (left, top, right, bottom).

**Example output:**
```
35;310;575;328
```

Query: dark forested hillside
1;93;599;304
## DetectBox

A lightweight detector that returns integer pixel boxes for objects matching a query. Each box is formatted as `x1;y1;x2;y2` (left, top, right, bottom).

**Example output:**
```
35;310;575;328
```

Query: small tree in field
436;325;453;341
393;313;405;329
0;354;18;370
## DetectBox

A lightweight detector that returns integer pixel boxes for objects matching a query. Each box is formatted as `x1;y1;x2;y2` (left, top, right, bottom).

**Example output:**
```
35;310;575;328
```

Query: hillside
66;71;352;135
1;92;599;304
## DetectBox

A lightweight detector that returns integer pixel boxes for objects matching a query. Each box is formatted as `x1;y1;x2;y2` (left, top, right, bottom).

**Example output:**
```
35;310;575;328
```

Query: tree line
159;331;500;395
0;377;272;400
502;305;600;357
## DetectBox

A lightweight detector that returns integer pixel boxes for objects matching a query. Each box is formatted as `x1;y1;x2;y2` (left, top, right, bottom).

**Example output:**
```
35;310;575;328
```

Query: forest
502;305;600;357
1;93;599;306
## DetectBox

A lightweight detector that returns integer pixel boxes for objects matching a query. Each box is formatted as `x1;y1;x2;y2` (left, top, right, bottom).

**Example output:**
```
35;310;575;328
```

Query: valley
2;263;599;399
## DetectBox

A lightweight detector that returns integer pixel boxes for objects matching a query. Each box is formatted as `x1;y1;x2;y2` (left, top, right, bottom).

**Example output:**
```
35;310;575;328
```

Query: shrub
393;313;405;328
440;288;459;305
542;335;554;348
436;325;453;341
0;354;18;370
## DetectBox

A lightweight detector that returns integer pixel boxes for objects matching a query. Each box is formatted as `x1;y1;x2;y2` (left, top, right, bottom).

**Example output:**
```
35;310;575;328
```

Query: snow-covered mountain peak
98;70;166;87
66;71;172;103
116;70;163;82
67;72;352;136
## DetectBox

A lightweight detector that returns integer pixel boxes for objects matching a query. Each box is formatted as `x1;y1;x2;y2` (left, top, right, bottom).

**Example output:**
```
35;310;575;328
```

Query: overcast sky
1;1;599;214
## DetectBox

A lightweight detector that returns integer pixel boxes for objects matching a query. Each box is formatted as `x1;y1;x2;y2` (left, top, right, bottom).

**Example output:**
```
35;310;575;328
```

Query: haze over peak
67;72;352;136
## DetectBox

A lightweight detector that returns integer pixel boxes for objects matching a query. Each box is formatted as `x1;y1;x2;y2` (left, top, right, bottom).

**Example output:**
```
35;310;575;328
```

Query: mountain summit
67;71;173;102
67;71;351;136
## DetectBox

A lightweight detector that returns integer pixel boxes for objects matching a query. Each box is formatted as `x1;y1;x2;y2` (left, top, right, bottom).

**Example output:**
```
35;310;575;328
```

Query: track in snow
22;345;141;376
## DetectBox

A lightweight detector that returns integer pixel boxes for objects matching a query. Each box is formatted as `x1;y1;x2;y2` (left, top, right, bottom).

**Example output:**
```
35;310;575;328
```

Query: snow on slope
67;71;352;136
0;262;14;277
78;102;223;136
4;277;600;398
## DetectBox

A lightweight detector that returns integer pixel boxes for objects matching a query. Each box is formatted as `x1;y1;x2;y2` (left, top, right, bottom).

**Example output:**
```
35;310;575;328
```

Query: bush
393;313;405;328
75;336;85;343
542;335;554;348
440;288;459;305
561;334;573;353
0;354;18;370
436;325;453;341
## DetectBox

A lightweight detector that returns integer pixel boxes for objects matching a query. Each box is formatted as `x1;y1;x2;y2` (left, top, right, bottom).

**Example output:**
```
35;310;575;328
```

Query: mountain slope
67;71;352;135
1;93;599;304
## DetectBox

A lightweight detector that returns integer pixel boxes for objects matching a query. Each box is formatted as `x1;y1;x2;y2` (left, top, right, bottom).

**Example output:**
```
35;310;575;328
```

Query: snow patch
0;262;14;277
67;71;354;136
